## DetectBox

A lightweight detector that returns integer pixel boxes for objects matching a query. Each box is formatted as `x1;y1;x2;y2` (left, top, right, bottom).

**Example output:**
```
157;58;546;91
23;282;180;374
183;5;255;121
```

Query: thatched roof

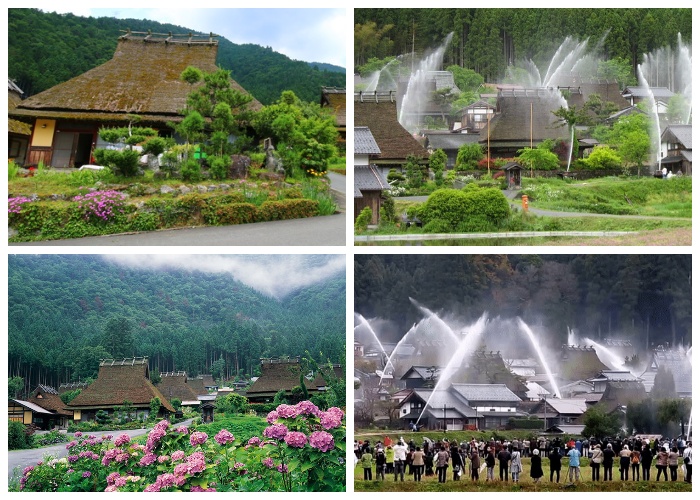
354;91;429;162
10;34;260;125
321;87;346;128
68;358;175;412
246;358;319;397
482;88;566;145
157;372;199;402
186;377;207;396
8;79;32;135
29;385;72;417
559;346;608;381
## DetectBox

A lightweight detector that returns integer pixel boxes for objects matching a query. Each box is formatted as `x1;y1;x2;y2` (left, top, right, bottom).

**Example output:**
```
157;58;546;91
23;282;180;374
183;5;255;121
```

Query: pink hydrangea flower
309;431;335;452
176;426;189;434
189;431;208;447
284;431;308;448
171;450;186;461
214;429;235;445
266;410;280;424
139;453;157;467
277;464;289;473
158;455;170;463
248;436;261;446
262;457;275;468
114;434;131;447
319;410;343;430
263;424;289;440
295;400;321;417
275;404;298;419
185;451;206;474
106;472;121;485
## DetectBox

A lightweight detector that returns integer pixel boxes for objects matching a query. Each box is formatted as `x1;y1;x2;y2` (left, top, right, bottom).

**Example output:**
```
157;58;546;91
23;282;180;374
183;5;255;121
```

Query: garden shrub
355;207;373;232
181;159;202;181
387;169;405;183
257;199;318;221
202;202;257;225
420;189;470;229
208;155;230;180
93;149;141;177
422;219;453;233
462;187;511;223
8;421;30;450
456;215;497;233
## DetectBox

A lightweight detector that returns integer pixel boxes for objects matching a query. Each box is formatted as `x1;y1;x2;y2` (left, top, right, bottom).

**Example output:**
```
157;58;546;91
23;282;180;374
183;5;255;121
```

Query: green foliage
456;143;484;170
581;146;622;170
404;154;425;188
355;207;373;232
387;169;405;183
93;149;141;177
9;375;24;398
149;397;161;420
180;159;202;181
142;137;167;157
60;389;82;405
95;409;111;425
208;155;230;181
102;316;134;359
180;65;203;85
445;65;484;92
429;149;447;186
517;147;560;171
582;405;622;438
8;421;31;450
8;160;20;180
215;393;249;414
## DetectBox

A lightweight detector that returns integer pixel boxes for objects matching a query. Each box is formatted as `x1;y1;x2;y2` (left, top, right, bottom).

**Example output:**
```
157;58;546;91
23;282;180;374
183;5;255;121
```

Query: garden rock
229;155;251;179
160;185;176;195
197;185;208;194
219;184;231;191
259;172;285;183
179;185;192;195
207;185;217;192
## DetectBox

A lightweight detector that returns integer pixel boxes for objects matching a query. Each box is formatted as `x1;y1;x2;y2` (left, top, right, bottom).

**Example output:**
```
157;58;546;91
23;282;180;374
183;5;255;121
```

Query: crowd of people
355;434;692;485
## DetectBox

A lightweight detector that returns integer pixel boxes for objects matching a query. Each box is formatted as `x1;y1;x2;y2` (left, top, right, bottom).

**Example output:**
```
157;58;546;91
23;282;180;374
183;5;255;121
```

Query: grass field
353;459;692;492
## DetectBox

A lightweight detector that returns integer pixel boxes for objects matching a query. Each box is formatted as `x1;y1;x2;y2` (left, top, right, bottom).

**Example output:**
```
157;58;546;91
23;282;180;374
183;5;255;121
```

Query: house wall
354;191;382;224
354;154;370;166
32;119;55;147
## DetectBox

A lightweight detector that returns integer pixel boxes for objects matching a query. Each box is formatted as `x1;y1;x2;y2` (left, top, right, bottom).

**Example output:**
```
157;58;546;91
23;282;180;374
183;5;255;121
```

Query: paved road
10;174;347;247
8;420;194;479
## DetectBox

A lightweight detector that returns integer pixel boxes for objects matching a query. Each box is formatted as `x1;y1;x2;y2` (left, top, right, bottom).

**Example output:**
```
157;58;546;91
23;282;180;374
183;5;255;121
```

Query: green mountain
8;255;345;390
8;9;345;105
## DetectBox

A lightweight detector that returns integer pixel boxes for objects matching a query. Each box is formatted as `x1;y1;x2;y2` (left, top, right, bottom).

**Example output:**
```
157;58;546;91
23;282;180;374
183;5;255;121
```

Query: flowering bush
18;401;345;492
8;196;33;214
72;190;127;222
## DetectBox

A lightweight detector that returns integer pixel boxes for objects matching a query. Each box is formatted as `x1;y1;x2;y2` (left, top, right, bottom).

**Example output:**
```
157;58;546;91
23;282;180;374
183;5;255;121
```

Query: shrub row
9;195;320;242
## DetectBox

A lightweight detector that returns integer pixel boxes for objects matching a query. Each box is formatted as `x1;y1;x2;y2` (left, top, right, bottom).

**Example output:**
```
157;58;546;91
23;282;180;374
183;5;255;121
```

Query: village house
157;371;200;407
659;124;692;175
66;358;175;422
8;384;73;430
354;90;429;180
245;357;340;403
320;87;346;145
9;29;260;168
354;126;390;225
8;79;32;165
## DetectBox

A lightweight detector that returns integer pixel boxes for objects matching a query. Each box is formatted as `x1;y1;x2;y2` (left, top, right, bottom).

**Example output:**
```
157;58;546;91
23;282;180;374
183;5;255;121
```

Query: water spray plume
354;313;395;373
517;318;561;399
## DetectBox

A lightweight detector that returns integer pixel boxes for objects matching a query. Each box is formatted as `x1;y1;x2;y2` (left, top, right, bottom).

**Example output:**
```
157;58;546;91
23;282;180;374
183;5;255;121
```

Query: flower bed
18;401;345;492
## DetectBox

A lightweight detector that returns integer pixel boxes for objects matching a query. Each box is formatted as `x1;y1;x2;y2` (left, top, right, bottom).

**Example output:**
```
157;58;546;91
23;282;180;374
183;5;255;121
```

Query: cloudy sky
103;254;346;299
40;6;346;67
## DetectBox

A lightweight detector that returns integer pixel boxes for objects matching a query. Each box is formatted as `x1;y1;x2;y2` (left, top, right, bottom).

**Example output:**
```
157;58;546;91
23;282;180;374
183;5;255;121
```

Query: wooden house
8;79;32;165
354;126;390;225
8;384;72;430
559;345;608;381
397;387;480;431
622;86;675;111
245;357;320;403
400;366;442;390
529;397;588;429
9;30;260;168
66;358;175;422
354;91;429;179
321;87;346;144
9;399;55;429
660;124;692;175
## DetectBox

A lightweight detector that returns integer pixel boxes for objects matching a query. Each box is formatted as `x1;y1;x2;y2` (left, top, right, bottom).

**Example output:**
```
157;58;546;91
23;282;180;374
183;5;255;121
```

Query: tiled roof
411;388;479;418
68;358;175;412
401;365;443;381
662;125;692;149
622;86;675;100
354;126;381;155
355;164;390;197
11;36;260;123
451;383;522;403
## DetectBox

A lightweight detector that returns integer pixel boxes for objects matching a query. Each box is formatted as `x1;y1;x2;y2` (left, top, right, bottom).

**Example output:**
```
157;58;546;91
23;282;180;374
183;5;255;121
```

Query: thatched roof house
67;358;175;422
321;87;346;141
9;30;260;168
22;384;73;429
8;79;31;165
480;88;567;157
245;357;337;403
157;371;199;402
559;345;608;381
354;91;429;172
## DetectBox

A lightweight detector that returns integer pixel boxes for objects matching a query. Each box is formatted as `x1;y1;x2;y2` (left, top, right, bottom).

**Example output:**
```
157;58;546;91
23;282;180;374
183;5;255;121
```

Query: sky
38;6;346;67
103;254;346;299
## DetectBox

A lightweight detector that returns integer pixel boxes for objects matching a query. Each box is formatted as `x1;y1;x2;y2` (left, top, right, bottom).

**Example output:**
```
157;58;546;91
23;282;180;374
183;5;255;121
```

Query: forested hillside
8;255;345;392
8;9;345;104
355;255;691;348
355;8;691;81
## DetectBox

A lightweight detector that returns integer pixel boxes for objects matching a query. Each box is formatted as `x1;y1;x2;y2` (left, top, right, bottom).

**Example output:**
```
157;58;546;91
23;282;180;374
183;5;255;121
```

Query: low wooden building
245;357;339;403
67;358;175;422
660;124;692;176
354;126;390;225
8;79;32;165
9;30;260;168
27;384;73;429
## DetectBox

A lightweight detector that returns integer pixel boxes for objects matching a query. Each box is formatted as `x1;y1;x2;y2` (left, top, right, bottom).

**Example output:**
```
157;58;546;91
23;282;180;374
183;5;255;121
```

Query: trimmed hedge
9;194;322;242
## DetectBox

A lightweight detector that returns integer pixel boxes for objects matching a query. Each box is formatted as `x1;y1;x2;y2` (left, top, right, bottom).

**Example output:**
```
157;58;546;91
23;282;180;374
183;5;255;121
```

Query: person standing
567;445;582;482
393;438;408;482
451;441;465;481
641;443;653;480
655;446;669;481
485;446;496;481
435;445;450;484
375;447;387;481
602;443;615;481
510;449;523;483
360;448;374;481
631;446;642;481
668;446;680;481
497;446;512;481
412;446;425;482
590;444;603;481
619;444;632;480
682;441;692;483
549;447;563;483
385;444;394;475
530;448;543;483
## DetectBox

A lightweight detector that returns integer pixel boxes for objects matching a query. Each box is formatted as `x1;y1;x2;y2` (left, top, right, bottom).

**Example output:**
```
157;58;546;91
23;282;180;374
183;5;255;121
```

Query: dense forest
8;255;345;395
8;9;345;105
355;255;691;349
354;8;691;82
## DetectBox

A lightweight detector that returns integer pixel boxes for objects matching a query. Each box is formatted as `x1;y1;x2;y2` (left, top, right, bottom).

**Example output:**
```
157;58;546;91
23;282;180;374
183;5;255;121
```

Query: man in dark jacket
497;447;512;481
